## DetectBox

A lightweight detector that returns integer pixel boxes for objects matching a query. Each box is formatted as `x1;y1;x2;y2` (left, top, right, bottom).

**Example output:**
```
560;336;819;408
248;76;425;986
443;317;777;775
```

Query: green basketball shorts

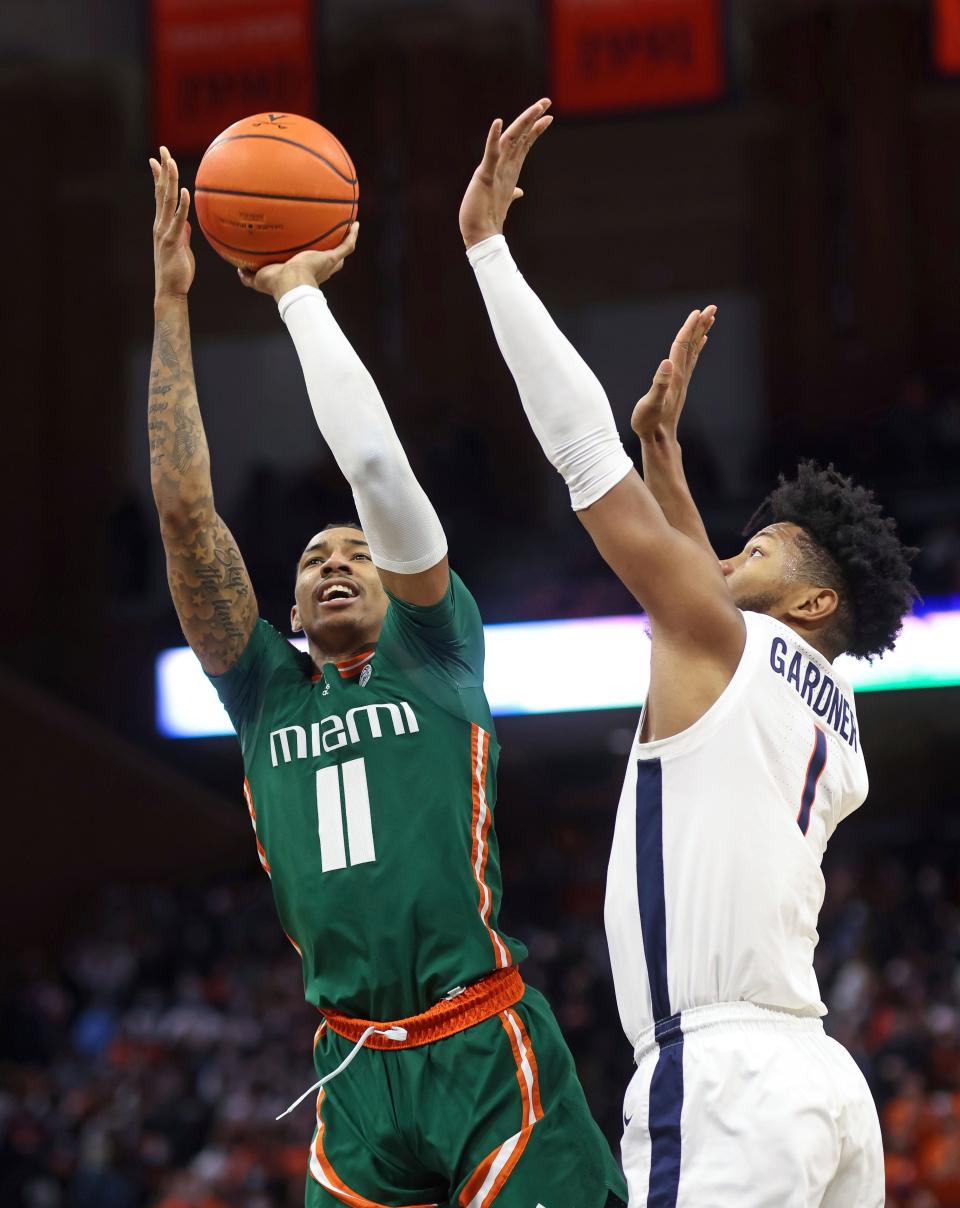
303;982;626;1208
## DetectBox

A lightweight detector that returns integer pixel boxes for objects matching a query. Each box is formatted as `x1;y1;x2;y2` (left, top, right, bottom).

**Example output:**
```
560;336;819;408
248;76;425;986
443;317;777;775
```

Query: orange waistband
319;966;524;1049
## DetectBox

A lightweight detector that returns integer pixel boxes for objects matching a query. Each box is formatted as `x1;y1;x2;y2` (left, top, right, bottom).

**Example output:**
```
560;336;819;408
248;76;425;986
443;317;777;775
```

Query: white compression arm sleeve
278;284;447;575
467;235;633;511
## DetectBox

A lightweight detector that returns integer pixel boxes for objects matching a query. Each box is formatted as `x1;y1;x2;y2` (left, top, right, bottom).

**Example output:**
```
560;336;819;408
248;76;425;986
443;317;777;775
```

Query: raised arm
459;102;744;684
630;308;718;558
149;148;257;675
238;235;449;606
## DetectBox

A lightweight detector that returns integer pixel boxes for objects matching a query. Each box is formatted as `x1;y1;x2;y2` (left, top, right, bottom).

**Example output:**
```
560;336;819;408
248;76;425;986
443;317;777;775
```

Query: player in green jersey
149;138;625;1208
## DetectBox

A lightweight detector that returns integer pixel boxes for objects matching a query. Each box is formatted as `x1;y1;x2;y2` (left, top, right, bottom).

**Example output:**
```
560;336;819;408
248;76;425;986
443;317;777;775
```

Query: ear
291;605;302;633
786;586;839;627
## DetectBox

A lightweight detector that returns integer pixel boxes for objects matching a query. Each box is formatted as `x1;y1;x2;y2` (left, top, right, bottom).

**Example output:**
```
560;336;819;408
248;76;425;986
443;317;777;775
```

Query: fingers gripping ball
194;113;358;270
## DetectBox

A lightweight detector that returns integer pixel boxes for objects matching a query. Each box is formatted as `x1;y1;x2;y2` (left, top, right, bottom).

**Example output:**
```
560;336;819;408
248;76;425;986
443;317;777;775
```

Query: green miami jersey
209;571;526;1020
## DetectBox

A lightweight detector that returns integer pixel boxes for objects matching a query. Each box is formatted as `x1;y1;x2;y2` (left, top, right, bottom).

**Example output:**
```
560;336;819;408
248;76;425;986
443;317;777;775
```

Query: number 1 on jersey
316;757;376;872
797;725;828;836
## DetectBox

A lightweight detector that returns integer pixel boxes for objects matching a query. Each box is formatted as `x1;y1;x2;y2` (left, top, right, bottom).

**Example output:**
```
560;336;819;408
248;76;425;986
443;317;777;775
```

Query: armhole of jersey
381;574;485;689
208;620;305;741
635;611;758;761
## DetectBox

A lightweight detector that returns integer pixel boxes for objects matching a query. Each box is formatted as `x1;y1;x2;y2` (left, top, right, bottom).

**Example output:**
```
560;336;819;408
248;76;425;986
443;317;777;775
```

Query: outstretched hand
237;222;359;302
631;307;717;445
150;146;195;302
459;99;553;250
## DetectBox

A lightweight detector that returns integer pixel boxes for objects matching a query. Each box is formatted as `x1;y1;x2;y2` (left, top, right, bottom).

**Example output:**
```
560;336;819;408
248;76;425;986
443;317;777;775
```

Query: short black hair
321;519;363;534
743;460;918;661
295;521;366;576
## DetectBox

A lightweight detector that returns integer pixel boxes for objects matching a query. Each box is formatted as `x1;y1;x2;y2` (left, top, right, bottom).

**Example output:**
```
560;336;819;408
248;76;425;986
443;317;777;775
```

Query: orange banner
933;0;960;74
550;0;725;115
152;0;314;153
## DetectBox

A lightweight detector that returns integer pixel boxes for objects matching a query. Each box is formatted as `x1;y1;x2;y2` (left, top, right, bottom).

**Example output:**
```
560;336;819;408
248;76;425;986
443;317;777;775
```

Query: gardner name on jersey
208;571;525;1021
605;610;869;1046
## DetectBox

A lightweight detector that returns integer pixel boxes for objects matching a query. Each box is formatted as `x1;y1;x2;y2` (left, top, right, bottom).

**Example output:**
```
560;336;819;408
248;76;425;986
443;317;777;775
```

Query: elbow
341;442;406;489
154;499;193;538
152;487;214;536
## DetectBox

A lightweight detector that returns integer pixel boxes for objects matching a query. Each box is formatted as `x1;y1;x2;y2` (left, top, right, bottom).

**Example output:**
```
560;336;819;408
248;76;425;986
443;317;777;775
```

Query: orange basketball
194;112;358;270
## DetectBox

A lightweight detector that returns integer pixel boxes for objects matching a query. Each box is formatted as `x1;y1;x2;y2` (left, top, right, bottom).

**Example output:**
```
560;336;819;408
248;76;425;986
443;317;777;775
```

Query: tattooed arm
149;147;257;675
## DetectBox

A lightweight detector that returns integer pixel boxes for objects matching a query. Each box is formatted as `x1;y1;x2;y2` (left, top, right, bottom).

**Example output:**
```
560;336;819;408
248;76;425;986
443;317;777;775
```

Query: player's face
292;528;389;649
720;522;804;615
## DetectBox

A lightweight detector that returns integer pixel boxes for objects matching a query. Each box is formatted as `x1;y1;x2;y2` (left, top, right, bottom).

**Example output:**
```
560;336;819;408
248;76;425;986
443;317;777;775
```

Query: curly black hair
743;461;918;661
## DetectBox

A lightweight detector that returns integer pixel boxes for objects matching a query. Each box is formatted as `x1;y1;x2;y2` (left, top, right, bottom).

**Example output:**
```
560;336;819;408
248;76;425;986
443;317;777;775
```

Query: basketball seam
195;186;353;205
203;134;357;184
195;212;354;257
331;136;356;182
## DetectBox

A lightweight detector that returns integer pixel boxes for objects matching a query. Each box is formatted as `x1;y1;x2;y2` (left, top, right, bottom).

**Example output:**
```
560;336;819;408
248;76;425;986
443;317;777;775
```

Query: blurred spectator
112;361;960;623
1;827;957;1206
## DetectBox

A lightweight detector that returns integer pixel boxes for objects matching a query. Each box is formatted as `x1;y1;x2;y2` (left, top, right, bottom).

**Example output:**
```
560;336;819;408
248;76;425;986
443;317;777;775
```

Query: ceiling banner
549;0;725;115
151;0;314;153
933;0;960;74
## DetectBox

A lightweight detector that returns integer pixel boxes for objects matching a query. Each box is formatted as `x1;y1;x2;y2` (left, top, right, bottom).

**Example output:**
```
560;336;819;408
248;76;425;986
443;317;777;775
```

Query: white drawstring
276;1023;409;1120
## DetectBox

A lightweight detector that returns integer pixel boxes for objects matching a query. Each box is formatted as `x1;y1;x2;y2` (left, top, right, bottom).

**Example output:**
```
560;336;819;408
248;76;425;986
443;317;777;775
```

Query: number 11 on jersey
316;757;376;872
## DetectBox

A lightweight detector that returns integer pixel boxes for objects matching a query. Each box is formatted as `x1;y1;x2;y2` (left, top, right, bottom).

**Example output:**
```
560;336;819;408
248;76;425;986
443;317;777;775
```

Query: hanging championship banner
549;0;725;115
933;0;960;74
151;0;314;152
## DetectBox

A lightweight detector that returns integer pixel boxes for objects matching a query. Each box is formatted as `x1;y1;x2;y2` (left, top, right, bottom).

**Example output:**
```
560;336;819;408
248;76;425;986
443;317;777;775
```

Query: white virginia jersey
605;611;869;1046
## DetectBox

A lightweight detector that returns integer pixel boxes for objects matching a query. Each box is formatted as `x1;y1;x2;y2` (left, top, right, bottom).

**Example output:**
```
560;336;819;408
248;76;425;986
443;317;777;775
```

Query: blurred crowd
815;852;960;1207
111;369;960;632
768;371;960;603
1;820;958;1208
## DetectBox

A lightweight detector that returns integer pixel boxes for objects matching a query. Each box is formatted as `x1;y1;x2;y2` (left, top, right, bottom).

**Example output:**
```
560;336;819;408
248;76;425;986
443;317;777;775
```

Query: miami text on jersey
769;637;859;750
269;701;420;766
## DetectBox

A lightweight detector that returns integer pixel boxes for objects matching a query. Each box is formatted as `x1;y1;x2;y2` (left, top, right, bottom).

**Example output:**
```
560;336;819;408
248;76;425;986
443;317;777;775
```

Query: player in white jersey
459;100;918;1207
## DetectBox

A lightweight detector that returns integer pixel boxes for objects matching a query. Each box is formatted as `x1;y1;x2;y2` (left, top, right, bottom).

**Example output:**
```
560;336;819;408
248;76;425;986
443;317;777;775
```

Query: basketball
194;112;358;270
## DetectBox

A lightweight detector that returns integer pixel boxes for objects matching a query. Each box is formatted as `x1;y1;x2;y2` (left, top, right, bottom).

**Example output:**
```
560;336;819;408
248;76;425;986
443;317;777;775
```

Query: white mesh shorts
621;1002;884;1208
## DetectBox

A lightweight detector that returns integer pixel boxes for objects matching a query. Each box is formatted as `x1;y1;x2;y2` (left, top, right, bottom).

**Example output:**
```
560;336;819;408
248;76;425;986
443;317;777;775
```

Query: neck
781;618;835;662
305;631;378;670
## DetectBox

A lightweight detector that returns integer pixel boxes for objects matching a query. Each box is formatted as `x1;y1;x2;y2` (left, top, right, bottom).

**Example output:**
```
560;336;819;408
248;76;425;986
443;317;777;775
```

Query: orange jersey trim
311;648;377;683
469;725;510;969
245;779;301;956
309;1088;438;1208
243;778;271;877
458;1007;543;1208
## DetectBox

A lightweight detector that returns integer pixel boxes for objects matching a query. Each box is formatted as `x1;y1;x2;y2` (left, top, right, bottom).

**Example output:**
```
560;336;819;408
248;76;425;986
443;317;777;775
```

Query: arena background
2;1;960;1205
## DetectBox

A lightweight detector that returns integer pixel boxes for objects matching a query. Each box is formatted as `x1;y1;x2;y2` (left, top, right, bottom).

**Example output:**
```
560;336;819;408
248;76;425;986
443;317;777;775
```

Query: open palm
459;99;553;249
631;306;717;443
150;146;195;299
